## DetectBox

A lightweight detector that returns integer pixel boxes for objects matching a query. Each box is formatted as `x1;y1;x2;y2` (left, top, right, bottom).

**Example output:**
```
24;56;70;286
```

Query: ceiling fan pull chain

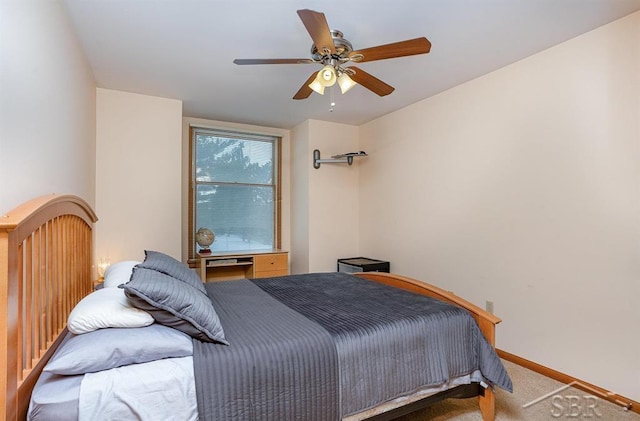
329;86;336;112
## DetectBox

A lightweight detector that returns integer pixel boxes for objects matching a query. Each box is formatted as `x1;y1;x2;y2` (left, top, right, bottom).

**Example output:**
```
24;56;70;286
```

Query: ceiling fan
233;9;431;100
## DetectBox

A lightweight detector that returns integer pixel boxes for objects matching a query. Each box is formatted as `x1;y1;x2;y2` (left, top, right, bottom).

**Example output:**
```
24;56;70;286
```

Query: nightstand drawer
254;253;288;278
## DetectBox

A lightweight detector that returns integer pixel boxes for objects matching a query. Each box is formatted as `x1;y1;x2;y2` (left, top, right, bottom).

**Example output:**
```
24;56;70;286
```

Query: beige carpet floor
395;360;639;420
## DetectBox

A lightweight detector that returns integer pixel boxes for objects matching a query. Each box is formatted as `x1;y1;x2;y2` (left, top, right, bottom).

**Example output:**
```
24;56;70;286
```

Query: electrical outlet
485;300;494;314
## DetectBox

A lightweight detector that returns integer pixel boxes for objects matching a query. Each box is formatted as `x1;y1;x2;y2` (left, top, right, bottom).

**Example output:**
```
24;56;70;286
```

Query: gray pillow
45;324;193;375
137;250;207;295
123;267;228;344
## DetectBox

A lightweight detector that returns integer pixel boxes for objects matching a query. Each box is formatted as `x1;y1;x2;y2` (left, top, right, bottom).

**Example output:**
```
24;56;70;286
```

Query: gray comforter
193;279;340;421
194;273;512;421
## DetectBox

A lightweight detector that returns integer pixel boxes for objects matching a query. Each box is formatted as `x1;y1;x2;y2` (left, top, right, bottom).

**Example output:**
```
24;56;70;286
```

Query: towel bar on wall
313;149;367;169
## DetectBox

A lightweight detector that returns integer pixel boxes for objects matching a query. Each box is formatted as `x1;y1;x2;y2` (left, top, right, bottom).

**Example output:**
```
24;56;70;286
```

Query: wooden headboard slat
1;194;97;421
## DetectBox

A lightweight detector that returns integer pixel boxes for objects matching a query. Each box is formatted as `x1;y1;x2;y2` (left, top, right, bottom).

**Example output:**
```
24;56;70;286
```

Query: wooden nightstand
198;250;288;282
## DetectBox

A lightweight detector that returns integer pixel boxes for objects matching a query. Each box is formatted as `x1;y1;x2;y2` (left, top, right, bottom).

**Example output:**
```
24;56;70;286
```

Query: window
189;127;281;258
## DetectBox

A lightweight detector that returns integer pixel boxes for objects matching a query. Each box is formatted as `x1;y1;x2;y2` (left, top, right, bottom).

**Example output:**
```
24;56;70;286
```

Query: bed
1;194;511;421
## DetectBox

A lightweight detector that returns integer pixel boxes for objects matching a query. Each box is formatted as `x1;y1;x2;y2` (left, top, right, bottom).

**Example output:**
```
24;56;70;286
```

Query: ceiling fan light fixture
319;65;337;86
309;78;326;95
337;73;357;94
309;64;337;95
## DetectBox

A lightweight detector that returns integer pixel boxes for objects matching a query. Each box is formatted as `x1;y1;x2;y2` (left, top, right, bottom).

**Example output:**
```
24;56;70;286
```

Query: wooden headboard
0;194;97;421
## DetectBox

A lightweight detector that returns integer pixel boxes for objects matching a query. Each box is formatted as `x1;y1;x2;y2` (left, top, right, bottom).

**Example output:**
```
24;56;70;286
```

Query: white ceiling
63;0;640;129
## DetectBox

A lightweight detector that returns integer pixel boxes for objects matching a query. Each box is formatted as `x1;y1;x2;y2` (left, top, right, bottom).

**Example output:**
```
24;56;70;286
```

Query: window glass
195;135;273;184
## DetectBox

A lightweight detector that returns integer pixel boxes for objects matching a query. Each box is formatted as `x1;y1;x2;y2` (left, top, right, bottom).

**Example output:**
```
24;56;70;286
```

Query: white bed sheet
28;356;197;421
79;356;197;421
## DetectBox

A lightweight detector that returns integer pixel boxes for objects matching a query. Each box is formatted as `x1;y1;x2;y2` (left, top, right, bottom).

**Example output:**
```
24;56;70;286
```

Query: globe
195;227;215;253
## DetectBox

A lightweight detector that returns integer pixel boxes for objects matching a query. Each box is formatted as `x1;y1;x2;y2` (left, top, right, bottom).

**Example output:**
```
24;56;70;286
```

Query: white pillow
103;260;140;288
68;287;154;334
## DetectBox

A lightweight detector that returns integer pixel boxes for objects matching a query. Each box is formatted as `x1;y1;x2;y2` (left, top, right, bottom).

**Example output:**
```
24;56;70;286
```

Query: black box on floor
337;257;390;273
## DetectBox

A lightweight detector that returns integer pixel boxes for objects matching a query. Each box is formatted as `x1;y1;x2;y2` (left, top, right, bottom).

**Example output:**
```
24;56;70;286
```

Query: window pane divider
195;181;274;188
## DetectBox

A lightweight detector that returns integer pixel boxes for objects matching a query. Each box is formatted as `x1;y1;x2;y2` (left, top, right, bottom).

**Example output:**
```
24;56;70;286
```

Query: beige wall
0;0;96;213
290;121;311;274
291;119;360;273
181;117;292;263
359;12;640;401
96;89;182;262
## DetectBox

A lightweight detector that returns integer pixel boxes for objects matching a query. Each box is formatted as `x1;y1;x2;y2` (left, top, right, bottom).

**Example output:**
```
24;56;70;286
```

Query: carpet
395;360;638;420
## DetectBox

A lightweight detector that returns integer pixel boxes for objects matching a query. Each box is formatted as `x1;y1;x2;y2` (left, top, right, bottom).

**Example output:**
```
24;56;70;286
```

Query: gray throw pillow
123;267;228;344
137;250;207;295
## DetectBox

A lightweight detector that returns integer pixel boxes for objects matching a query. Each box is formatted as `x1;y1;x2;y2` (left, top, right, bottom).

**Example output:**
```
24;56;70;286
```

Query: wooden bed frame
1;195;97;421
354;272;501;420
0;194;501;421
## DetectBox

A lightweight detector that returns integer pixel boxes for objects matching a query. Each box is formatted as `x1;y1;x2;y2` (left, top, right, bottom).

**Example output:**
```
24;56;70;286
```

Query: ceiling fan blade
293;72;318;100
234;58;314;65
346;66;395;96
349;37;431;63
297;9;336;54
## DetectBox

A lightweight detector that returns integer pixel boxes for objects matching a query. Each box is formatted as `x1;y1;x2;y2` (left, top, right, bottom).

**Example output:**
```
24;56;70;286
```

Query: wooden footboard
1;194;97;421
355;272;501;421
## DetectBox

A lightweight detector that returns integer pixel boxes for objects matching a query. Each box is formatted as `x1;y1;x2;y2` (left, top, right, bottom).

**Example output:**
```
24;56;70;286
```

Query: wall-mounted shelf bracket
313;149;367;169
